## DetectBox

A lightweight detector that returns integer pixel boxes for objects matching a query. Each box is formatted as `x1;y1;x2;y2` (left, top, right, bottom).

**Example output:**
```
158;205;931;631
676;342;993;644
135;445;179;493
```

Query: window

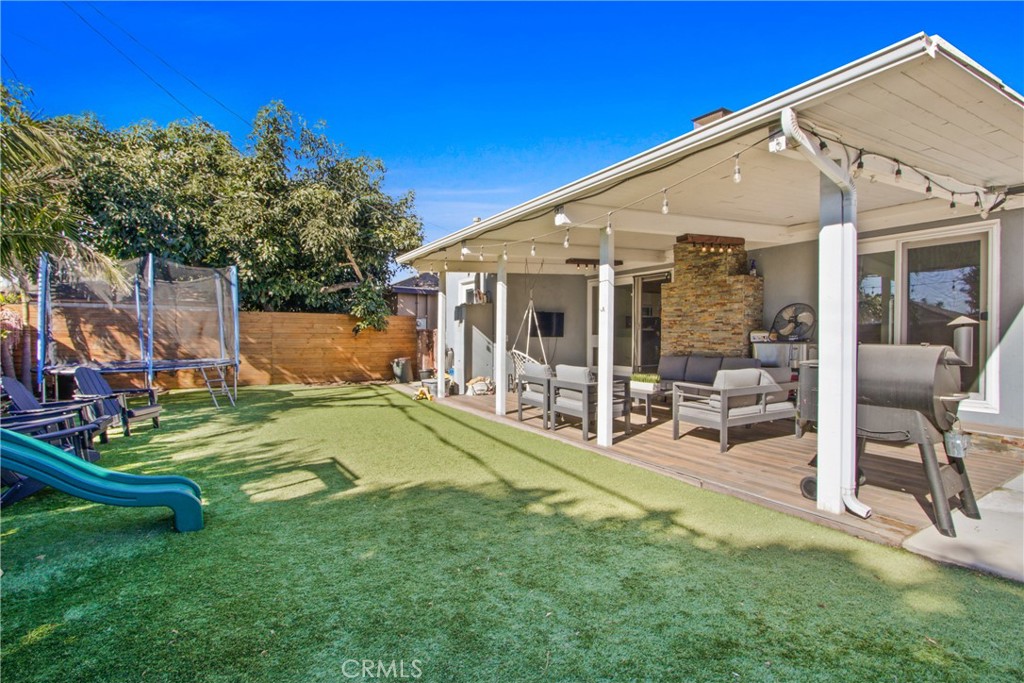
858;222;999;413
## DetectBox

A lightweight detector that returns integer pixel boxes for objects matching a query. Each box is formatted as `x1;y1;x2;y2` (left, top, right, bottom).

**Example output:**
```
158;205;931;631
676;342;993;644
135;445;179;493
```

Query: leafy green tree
54;99;423;330
1;82;124;383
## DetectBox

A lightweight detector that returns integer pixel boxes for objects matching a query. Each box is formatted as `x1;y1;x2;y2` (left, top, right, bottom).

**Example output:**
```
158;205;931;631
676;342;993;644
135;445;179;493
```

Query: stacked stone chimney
661;239;763;357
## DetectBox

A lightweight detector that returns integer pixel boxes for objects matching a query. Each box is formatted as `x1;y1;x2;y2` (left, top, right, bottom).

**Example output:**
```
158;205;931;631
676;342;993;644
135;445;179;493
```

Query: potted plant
630;372;661;394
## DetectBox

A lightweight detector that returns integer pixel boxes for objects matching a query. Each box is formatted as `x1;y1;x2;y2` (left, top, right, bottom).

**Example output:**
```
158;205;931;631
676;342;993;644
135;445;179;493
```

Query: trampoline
37;254;240;408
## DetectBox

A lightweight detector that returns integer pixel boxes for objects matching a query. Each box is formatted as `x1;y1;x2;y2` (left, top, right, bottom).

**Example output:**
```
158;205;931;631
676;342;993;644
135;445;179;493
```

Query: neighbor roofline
399;33;1018;266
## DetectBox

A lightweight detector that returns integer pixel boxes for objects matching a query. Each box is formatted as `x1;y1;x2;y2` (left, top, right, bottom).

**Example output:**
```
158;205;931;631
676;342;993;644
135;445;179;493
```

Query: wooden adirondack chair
1;376;112;443
73;367;162;436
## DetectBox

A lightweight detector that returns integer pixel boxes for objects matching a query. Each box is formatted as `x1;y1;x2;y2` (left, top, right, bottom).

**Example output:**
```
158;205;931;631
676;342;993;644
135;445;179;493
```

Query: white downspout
781;108;871;519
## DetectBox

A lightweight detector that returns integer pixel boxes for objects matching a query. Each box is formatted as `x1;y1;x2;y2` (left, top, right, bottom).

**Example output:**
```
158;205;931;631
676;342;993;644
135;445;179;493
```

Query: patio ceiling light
554;206;572;227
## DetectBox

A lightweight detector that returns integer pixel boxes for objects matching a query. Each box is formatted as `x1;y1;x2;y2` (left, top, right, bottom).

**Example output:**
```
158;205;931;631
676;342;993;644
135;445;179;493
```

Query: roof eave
398;32;950;267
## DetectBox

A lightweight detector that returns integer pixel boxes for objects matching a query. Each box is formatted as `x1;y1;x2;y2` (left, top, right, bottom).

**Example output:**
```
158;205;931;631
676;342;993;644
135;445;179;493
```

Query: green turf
2;385;1022;682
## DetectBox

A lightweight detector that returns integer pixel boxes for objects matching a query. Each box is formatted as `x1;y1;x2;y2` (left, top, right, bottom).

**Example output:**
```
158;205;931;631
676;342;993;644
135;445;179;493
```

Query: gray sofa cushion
708;368;763;409
657;355;689;382
554;365;594;405
684;356;723;384
721;357;761;371
521;362;552;394
759;368;792;404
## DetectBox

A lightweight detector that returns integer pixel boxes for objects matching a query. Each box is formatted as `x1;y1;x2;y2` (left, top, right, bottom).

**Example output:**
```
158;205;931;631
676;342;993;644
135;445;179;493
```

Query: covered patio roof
399;33;1023;275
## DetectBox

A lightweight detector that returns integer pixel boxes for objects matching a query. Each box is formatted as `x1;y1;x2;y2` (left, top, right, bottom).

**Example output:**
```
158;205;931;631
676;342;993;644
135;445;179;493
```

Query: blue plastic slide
0;429;203;532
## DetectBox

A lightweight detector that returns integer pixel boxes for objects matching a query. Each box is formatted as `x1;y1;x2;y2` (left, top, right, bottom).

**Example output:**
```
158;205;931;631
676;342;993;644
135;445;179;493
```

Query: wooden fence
14;306;419;390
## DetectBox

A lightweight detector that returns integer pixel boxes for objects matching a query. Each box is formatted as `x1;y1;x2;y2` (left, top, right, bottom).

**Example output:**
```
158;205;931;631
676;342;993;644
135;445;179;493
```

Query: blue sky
3;1;1023;247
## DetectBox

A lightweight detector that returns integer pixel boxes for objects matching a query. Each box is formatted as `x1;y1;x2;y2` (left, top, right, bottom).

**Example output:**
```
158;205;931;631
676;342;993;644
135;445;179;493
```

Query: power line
85;2;251;129
62;1;201;120
2;55;22;82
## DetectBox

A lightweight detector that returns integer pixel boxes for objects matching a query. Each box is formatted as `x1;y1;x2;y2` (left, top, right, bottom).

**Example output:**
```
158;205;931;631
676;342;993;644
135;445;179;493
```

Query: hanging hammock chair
508;263;550;380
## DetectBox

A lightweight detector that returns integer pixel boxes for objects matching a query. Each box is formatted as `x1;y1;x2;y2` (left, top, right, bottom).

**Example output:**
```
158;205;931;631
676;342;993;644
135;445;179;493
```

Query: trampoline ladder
200;366;235;409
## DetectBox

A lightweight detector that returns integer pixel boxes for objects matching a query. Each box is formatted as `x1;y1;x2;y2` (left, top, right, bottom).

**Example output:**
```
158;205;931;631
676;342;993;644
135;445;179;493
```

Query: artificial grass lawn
1;385;1022;682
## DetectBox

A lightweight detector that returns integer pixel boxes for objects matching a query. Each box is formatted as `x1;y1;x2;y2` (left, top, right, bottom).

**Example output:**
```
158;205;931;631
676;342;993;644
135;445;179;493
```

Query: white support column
435;279;446;401
596;227;615;446
816;174;858;515
495;259;508;415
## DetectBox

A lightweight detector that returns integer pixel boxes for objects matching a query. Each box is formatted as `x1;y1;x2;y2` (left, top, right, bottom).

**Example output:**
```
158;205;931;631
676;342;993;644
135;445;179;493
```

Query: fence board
17;306;419;390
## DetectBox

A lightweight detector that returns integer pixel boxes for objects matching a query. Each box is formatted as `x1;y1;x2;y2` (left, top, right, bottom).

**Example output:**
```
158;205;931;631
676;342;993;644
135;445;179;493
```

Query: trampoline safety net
38;254;240;392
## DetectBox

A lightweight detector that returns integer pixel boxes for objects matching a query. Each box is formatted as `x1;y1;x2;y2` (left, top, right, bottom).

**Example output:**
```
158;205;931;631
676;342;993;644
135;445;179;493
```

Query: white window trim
858;219;1001;414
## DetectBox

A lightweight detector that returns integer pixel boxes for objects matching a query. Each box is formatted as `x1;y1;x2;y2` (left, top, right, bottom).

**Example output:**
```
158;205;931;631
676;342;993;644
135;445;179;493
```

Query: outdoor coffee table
630;385;666;425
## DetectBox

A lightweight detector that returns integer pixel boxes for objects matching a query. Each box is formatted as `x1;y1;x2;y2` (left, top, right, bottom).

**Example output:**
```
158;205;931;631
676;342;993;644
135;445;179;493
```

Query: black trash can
392;357;411;383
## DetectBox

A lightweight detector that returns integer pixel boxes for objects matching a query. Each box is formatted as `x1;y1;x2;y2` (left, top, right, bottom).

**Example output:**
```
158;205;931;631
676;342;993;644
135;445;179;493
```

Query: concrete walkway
903;474;1024;582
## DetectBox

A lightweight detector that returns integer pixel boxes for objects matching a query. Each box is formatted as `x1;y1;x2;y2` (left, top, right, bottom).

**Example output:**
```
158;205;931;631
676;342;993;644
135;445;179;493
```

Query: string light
818;136;830;154
502;243;508;261
478;247;484;261
605;213;613;235
444;257;449;271
460;240;468;260
415;134;1005;275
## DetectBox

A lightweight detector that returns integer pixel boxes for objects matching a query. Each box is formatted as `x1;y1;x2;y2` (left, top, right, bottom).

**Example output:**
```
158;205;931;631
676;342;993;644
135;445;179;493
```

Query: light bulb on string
479;247;484;261
732;155;742;184
460;240;467;260
606;213;612;235
853;150;864;179
925;178;933;197
949;193;958;214
661;189;669;215
701;245;708;254
818;136;830;154
974;193;982;211
563;229;570;249
894;161;903;183
444;258;449;271
502;244;508;261
530;240;536;257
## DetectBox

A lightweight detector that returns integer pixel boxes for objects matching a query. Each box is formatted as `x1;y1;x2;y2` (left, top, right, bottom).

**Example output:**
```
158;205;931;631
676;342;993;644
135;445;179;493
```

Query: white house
398;34;1023;521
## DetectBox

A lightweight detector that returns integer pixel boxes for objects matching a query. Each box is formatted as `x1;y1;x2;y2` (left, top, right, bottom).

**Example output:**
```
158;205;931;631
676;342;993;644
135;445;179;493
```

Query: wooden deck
439;390;1023;546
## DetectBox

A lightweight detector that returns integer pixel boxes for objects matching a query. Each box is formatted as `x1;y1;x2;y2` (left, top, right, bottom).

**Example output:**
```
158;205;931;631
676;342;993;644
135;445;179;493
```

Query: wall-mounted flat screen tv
531;311;565;338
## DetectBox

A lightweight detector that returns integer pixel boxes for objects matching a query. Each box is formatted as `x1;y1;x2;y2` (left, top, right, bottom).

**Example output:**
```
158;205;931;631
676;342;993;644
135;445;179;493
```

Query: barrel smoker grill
798;344;980;537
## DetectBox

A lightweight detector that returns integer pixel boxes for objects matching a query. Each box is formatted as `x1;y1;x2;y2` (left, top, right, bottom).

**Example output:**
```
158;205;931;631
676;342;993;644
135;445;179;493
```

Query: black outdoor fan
770;303;816;340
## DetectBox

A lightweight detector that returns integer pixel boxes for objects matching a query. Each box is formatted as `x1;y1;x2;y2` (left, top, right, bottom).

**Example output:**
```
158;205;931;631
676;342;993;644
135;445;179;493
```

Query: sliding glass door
587;271;671;372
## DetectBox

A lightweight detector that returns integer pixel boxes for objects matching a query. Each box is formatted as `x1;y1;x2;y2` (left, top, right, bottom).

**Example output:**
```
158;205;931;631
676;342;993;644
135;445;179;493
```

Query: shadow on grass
1;385;1022;682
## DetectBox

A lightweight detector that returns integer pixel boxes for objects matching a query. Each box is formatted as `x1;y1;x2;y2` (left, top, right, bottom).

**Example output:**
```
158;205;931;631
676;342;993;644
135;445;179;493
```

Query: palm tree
1;82;124;384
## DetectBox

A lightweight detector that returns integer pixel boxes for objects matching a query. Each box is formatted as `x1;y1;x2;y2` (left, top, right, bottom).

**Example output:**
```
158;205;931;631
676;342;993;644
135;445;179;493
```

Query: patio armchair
672;367;797;452
550;365;631;441
516;361;553;428
73;367;162;436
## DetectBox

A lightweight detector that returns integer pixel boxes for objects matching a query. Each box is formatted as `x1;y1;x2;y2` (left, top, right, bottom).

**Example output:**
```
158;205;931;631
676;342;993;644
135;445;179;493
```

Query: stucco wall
505;274;588;367
749;208;1024;436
